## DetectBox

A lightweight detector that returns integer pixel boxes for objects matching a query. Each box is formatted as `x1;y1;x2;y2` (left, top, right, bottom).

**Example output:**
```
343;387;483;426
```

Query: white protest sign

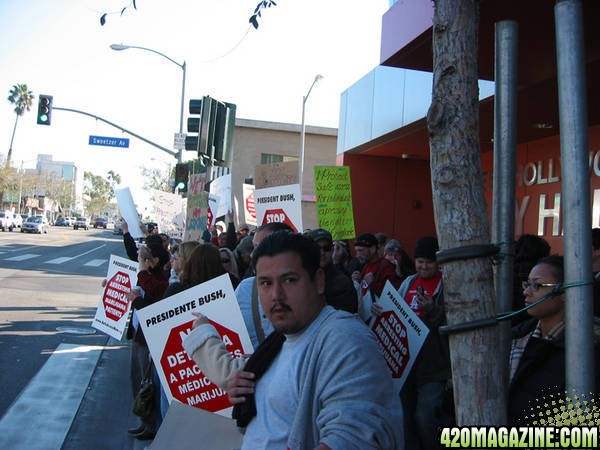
209;173;231;219
114;187;144;239
254;183;302;232
370;281;429;392
136;274;253;417
91;255;138;340
151;189;186;240
242;183;256;226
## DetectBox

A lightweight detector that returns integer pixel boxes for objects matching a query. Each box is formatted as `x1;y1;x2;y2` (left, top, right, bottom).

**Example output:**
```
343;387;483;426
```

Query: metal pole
492;20;518;420
555;0;594;396
299;96;307;192
177;61;186;163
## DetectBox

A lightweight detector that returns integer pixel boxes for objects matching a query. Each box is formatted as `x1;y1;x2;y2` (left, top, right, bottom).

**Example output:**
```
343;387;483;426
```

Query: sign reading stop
102;271;131;321
161;319;245;412
262;208;297;232
371;310;410;379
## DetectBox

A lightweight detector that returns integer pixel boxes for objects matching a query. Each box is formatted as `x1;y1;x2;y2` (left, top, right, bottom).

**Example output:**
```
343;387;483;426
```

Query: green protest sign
314;166;356;240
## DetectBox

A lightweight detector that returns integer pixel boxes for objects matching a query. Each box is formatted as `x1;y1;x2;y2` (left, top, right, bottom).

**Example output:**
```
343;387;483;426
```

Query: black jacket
508;318;600;425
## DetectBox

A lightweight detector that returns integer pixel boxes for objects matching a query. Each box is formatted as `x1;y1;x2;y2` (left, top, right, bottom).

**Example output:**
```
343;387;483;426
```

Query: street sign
174;132;186;150
88;135;130;148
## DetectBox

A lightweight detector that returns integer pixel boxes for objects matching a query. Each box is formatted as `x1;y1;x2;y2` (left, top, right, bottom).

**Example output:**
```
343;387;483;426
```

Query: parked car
73;217;90;230
113;218;124;235
92;217;108;229
54;216;68;226
0;210;18;232
21;216;50;234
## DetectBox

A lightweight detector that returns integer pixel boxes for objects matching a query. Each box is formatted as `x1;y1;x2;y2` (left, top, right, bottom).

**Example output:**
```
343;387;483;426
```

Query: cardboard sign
254;161;298;189
207;193;219;230
91;255;138;340
242;183;257;226
370;281;429;392
136;274;253;417
184;191;209;242
114;187;143;239
254;184;303;232
209;173;231;219
151;189;186;240
314;166;356;240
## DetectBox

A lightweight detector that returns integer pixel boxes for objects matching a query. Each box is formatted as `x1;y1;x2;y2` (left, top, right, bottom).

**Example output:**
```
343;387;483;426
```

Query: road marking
45;256;74;264
72;244;107;259
4;253;40;261
0;343;103;450
84;259;107;267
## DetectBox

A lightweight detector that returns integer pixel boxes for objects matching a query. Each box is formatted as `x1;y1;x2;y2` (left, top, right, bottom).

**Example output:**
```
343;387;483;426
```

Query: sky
0;0;389;207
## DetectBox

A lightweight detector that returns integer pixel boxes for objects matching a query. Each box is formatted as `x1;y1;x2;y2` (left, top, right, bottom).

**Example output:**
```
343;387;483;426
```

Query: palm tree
7;84;35;165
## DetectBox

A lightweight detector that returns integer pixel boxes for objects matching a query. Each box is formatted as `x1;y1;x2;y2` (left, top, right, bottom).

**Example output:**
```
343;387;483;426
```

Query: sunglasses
522;281;560;292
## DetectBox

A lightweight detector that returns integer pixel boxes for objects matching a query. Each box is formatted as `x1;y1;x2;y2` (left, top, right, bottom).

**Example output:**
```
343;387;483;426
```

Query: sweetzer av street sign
89;135;130;148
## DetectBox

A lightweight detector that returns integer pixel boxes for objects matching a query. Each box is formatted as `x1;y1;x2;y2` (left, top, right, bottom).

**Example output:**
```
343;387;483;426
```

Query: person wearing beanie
351;232;401;321
396;236;453;449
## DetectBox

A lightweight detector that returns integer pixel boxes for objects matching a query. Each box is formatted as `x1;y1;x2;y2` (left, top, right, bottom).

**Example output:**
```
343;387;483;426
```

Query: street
0;227;149;449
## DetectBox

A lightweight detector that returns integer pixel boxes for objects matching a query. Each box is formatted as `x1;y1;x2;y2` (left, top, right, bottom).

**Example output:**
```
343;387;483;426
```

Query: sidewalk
62;337;153;450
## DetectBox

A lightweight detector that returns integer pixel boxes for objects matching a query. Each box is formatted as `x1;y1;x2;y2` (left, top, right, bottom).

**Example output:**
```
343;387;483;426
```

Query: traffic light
37;95;53;125
174;163;189;193
185;97;236;163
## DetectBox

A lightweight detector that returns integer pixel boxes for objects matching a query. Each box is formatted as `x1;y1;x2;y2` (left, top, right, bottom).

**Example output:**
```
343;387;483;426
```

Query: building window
260;153;299;165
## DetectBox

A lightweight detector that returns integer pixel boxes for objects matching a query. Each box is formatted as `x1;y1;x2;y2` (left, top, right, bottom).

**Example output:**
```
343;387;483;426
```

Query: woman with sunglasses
508;254;600;425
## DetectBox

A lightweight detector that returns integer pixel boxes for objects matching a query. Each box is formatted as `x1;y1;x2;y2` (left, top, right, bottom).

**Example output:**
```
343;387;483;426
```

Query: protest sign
254;184;303;232
370;281;429;392
242;183;256;226
207;193;219;230
114;187;143;239
314;166;356;240
254;161;298;188
209;173;231;219
136;274;253;417
151;189;186;240
91;255;138;340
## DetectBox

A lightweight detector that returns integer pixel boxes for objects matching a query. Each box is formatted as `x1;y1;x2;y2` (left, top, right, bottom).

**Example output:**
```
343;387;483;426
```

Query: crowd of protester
116;214;600;448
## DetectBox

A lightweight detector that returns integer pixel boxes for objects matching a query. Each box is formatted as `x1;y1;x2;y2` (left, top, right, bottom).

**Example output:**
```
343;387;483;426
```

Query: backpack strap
252;277;266;344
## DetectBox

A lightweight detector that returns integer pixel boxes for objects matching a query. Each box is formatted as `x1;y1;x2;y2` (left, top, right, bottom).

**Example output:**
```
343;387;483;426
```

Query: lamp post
299;74;323;194
110;43;186;163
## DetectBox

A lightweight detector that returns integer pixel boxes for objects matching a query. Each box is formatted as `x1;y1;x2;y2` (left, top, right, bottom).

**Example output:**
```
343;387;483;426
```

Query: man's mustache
271;303;292;313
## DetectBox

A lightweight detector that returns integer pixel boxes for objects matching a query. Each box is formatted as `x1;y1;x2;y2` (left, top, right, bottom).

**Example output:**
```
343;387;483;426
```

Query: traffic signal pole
53;106;178;159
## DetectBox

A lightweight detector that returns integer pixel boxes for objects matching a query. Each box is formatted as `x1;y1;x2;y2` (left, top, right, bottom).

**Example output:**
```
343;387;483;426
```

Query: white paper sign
209;173;231;219
242;183;256;226
370;281;429;391
207;193;219;230
114;187;144;239
91;255;138;340
136;274;253;417
254;183;302;232
151;189;186;240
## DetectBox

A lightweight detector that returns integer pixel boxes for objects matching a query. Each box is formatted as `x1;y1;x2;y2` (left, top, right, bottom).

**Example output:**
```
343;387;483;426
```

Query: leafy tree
6;84;35;164
140;164;172;192
83;171;120;217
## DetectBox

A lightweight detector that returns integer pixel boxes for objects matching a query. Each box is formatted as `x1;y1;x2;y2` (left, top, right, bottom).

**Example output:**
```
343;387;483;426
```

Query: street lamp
299;74;323;194
110;43;186;163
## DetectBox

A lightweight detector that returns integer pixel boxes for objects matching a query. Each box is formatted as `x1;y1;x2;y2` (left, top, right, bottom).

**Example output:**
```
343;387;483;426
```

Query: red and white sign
207;193;219;230
136;274;253;417
242;183;257;226
254;184;302;232
371;281;429;392
92;255;138;340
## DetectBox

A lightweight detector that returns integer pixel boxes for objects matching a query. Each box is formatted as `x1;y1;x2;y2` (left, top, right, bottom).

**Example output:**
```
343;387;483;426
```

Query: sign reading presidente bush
254;184;302;232
371;282;429;392
136;274;253;416
92;255;138;340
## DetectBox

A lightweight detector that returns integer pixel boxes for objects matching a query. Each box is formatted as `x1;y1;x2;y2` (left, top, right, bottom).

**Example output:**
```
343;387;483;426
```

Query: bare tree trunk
428;0;505;425
7;114;19;165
